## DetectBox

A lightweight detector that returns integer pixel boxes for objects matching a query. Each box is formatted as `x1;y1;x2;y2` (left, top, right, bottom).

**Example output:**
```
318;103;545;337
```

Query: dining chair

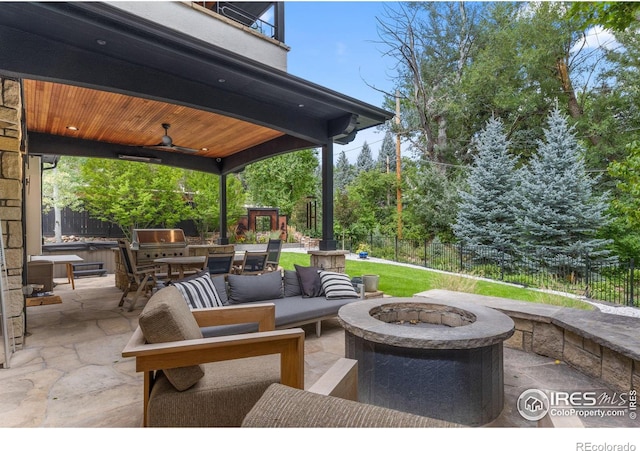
205;252;235;276
265;239;282;271
238;251;269;275
117;239;163;311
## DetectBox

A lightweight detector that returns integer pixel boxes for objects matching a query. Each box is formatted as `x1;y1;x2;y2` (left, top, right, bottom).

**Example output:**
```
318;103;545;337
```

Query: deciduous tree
243;149;320;224
78;159;190;240
42;157;84;242
184;171;245;242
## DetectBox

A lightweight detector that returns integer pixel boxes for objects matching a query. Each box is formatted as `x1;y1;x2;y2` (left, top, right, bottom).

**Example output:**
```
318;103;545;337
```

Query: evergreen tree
453;117;520;260
334;150;356;192
405;159;461;242
517;106;611;272
377;131;396;173
356;141;375;173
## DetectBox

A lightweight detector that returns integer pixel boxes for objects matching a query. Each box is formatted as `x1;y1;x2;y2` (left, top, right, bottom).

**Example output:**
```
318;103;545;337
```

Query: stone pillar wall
0;77;25;365
307;250;348;273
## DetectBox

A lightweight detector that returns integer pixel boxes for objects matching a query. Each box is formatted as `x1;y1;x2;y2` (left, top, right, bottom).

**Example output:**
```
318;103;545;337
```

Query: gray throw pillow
283;269;302;297
294;264;324;298
228;270;284;304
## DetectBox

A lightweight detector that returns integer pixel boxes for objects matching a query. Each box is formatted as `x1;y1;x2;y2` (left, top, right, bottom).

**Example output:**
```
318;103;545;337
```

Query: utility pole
395;91;402;239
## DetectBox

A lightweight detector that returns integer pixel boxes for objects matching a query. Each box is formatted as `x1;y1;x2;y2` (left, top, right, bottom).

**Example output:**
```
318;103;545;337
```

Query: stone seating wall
415;290;640;392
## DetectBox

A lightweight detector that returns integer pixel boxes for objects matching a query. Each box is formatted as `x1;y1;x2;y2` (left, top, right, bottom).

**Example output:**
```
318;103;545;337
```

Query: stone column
0;77;25;365
308;250;348;273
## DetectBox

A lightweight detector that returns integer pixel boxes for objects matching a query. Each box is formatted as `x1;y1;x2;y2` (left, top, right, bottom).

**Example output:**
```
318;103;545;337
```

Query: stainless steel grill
131;228;187;264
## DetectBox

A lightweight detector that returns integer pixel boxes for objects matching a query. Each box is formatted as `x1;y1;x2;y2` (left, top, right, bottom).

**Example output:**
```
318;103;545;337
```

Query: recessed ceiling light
201;147;209;151
96;39;107;46
66;126;79;131
218;78;226;83
298;104;305;108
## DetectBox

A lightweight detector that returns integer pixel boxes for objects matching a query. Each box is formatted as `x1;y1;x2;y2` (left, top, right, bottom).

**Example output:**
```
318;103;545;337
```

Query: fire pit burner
338;298;515;426
371;303;476;328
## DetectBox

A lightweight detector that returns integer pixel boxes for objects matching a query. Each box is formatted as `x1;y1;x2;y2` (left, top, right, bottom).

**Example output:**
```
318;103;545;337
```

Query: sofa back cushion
138;286;205;391
228;270;284;304
283;270;302;297
211;275;229;305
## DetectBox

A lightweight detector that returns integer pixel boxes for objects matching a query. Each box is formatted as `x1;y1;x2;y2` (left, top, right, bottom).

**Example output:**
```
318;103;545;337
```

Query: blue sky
284;1;399;162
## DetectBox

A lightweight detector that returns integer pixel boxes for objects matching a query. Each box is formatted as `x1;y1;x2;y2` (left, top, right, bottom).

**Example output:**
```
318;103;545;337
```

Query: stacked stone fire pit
338;298;515;426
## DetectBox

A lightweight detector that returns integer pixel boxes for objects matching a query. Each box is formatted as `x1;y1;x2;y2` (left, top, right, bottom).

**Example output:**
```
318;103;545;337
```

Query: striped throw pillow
171;271;224;309
318;271;360;300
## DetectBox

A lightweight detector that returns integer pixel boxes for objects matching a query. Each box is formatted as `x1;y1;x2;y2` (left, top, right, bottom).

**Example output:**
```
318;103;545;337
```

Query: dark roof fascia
28;133;224;174
27;131;317;176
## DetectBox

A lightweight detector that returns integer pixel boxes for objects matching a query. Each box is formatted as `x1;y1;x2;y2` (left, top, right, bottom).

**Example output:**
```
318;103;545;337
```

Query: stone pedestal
307;250;348;273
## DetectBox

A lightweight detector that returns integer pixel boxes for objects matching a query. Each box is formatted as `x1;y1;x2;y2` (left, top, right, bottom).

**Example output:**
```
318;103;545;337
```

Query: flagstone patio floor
0;274;637;428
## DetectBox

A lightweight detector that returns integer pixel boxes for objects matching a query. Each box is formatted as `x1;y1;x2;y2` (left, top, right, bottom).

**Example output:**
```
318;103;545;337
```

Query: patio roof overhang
0;1;393;249
0;2;393;175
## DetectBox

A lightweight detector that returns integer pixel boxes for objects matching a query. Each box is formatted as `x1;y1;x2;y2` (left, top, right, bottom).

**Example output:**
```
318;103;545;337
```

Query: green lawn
280;251;593;310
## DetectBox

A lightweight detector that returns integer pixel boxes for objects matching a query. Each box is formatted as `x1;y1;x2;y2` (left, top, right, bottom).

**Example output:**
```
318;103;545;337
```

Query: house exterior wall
107;2;289;71
0;76;25;364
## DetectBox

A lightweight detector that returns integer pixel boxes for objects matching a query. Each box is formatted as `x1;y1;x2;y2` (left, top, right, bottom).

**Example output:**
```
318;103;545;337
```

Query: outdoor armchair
265;238;282;271
242;358;462;428
117;238;163;311
205;252;235;276
235;251;268;275
122;286;305;427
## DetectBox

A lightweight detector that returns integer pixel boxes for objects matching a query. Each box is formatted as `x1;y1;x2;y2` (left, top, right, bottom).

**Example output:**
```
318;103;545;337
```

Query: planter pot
358;252;368;259
362;274;379;292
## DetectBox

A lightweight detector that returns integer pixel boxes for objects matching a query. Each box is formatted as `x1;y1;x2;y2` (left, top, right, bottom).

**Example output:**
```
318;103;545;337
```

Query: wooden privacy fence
42;208;198;238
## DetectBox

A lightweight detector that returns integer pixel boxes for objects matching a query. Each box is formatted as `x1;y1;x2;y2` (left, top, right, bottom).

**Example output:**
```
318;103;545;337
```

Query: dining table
153;256;206;279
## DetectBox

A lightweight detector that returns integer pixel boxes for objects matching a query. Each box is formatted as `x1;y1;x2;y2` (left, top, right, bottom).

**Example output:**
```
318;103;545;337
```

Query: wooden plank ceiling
23;79;285;159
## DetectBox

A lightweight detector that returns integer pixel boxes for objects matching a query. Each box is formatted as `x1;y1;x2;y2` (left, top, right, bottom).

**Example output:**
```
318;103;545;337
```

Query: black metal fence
344;236;639;307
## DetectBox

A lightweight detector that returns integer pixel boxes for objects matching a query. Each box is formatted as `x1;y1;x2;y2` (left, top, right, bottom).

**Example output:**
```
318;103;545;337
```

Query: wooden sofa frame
122;302;305;427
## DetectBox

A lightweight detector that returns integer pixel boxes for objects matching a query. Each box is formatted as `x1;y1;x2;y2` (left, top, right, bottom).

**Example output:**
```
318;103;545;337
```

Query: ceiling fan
143;123;200;154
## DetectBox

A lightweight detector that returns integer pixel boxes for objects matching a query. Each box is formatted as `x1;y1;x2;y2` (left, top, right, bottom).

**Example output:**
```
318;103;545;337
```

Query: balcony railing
195;2;284;42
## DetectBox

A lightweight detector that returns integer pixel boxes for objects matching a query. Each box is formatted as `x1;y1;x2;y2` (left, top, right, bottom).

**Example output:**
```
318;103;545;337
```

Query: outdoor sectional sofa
170;266;363;338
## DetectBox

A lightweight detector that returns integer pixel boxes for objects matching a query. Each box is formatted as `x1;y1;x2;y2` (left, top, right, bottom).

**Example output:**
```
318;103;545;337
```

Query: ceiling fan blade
142;144;200;154
143;145;174;152
172;145;200;154
143;124;200;154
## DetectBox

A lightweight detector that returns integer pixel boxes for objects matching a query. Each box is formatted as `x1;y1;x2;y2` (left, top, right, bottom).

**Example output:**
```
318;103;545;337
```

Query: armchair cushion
170;270;224;309
242;383;462;428
318;271;360;300
138;286;205;391
148;355;280;427
228;271;283;304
